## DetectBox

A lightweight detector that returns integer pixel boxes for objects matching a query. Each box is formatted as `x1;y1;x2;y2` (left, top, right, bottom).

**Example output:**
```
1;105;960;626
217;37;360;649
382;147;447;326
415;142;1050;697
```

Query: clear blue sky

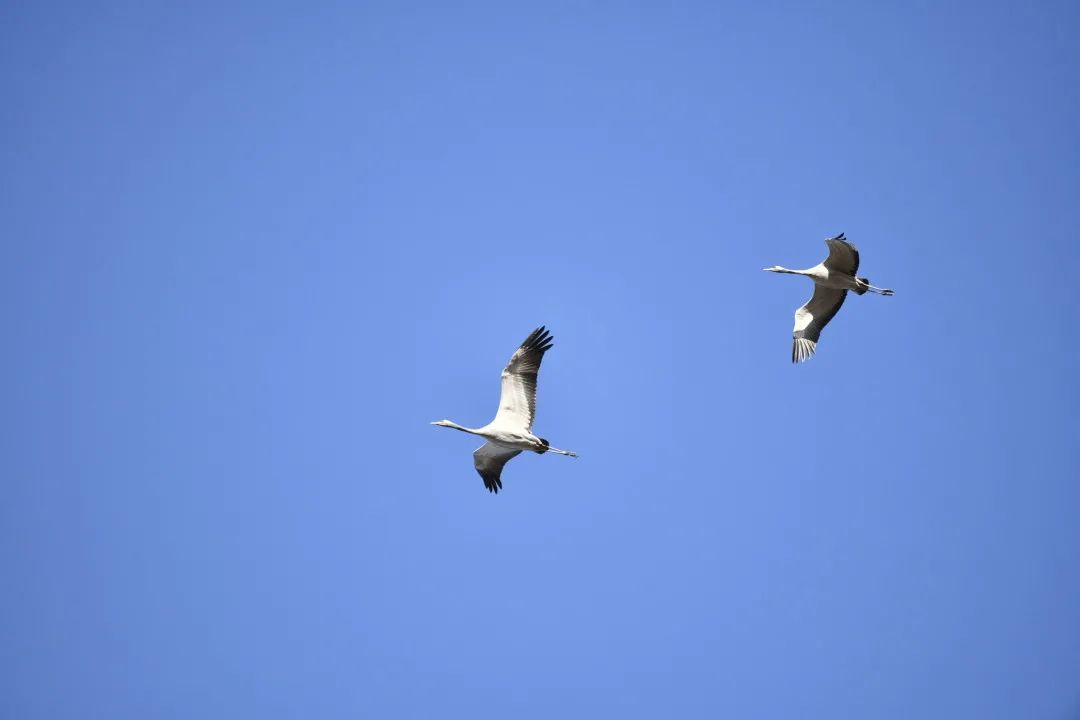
3;2;1078;718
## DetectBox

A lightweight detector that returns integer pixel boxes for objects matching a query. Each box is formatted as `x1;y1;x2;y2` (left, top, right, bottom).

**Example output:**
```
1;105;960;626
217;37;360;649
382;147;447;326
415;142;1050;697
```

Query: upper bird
764;232;894;363
432;326;577;493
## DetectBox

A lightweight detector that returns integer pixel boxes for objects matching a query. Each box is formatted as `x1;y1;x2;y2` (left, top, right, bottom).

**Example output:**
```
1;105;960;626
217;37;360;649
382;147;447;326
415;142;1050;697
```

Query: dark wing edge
823;233;860;275
792;337;816;364
509;326;554;369
473;443;523;494
792;288;848;364
500;326;554;428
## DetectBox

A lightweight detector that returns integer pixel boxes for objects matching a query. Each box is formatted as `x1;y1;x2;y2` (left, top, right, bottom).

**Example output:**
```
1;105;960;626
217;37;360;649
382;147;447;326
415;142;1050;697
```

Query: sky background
3;2;1079;718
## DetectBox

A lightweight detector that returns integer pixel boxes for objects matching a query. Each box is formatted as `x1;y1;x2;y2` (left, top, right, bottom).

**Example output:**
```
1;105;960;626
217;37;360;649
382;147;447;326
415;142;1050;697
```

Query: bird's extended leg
865;285;895;296
546;446;579;457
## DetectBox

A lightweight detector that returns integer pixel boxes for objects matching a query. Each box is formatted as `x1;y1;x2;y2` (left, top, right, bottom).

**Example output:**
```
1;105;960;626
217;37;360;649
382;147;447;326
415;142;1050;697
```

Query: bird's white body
797;264;863;291
441;423;546;453
765;233;894;363
481;428;538;451
432;326;577;493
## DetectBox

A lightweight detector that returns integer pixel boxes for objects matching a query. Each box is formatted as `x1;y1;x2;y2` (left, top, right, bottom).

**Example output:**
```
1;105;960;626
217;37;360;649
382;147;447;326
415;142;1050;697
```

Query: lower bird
765;232;894;363
432;326;577;493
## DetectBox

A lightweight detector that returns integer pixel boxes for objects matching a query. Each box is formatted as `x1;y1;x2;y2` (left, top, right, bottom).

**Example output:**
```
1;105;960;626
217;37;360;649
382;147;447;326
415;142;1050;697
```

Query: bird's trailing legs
866;285;895;296
546;446;578;457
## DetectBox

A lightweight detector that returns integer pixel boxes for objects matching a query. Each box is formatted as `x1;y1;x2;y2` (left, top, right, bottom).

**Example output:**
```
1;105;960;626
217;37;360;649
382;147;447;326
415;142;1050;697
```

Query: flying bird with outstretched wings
432;326;577;493
765;233;894;363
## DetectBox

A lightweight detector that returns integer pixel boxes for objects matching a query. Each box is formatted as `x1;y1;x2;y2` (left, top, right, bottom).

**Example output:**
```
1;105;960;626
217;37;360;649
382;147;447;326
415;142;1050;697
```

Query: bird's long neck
774;266;808;275
439;420;481;435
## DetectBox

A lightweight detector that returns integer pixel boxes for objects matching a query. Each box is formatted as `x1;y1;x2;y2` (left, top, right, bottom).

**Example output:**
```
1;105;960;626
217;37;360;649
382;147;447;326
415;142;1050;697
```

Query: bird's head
431;419;453;428
763;266;784;272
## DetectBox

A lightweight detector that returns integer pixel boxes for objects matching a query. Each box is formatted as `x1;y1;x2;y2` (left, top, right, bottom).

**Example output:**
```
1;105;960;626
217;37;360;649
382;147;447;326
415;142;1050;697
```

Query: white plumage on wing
432;326;577;493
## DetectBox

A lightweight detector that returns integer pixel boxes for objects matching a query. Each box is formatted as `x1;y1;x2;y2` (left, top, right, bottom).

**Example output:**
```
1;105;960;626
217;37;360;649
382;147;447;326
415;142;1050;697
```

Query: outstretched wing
491;326;554;432
792;286;847;363
823;233;860;275
473;442;523;494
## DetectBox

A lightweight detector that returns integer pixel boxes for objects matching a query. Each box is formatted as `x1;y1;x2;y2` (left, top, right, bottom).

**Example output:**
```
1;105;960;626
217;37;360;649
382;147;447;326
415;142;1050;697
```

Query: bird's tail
854;277;870;295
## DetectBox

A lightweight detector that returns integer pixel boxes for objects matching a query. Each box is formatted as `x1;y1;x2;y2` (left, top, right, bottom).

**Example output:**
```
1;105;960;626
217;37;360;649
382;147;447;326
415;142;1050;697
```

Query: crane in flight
765;232;894;363
432;326;577;493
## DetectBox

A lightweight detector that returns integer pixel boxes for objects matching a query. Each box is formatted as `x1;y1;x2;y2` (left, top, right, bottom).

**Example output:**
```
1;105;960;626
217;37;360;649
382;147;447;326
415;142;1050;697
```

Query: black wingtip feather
791;337;817;364
522;326;555;353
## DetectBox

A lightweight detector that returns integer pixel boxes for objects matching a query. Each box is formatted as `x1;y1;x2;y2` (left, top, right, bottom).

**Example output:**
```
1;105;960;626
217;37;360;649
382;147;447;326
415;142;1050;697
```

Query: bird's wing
823;233;860;275
473;442;523;494
492;326;554;431
792;286;847;363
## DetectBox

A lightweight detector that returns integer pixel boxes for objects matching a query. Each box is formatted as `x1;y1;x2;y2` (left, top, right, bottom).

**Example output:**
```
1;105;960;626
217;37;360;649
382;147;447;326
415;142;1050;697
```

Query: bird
764;232;894;363
432;326;577;493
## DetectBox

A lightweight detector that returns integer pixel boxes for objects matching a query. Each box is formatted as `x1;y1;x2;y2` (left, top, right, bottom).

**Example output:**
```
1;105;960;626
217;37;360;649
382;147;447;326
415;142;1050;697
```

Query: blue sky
3;2;1078;718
